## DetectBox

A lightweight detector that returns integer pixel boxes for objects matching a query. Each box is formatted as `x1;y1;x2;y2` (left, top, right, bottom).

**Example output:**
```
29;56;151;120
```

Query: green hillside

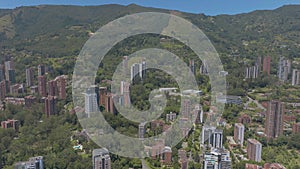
0;4;299;58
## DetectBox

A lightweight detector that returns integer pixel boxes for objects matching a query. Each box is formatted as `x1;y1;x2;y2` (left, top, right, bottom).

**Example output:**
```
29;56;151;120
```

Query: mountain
0;4;299;58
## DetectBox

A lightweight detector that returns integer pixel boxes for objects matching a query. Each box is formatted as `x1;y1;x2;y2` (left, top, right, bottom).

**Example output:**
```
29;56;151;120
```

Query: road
141;159;150;169
244;96;266;111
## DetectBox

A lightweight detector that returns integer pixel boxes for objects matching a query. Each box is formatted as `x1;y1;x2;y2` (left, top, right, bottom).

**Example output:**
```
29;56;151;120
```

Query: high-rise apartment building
203;148;232;169
93;148;111;169
8;69;16;84
120;81;130;106
85;88;98;118
0;64;4;81
278;57;291;82
105;93;115;114
44;96;57;117
130;60;146;82
0;80;6;100
201;126;223;148
247;139;262;162
26;68;34;87
213;129;223;148
291;69;300;86
265;101;284;139
38;64;46;76
48;80;57;96
4;60;14;81
245;65;259;79
99;87;107;106
263;56;271;75
38;76;47;97
139;122;146;140
234;123;245;146
55;75;67;99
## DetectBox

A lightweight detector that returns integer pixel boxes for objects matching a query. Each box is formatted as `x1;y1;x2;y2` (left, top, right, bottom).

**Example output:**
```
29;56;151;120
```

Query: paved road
245;96;266;111
141;159;150;169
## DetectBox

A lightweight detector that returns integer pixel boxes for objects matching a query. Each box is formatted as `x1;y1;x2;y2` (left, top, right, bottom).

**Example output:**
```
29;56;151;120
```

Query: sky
0;0;300;15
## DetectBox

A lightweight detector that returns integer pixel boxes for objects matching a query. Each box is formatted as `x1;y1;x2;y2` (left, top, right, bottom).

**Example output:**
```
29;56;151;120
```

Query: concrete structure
15;156;44;169
161;146;172;164
245;64;259;79
38;64;45;76
44;96;57;117
120;81;130;106
8;69;16;84
166;112;177;122
203;148;232;169
1;119;19;132
202;126;223;148
0;64;4;81
247;139;262;162
265;101;284;139
55;75;67;99
105;93;116;114
291;69;300;86
178;149;188;169
48;80;57;96
25;95;37;108
4;60;14;82
38;76;47;97
139;122;146;140
213;129;223;148
26;68;34;87
194;104;203;123
234;123;245;146
85;88;98;118
10;83;25;95
93;148;111;169
30;85;39;94
182;99;191;118
263;56;271;75
99;87;107;106
0;80;6;100
278;57;291;82
130;59;146;82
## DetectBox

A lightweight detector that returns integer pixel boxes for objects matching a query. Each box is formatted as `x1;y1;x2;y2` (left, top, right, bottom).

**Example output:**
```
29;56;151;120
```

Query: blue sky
0;0;300;15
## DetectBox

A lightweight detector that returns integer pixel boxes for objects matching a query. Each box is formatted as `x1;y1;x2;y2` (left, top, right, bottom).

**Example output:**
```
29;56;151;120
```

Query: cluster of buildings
245;57;261;79
144;139;173;165
84;86;117;117
201;126;233;169
245;56;300;86
229;99;296;168
0;58;17;99
0;61;67;134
